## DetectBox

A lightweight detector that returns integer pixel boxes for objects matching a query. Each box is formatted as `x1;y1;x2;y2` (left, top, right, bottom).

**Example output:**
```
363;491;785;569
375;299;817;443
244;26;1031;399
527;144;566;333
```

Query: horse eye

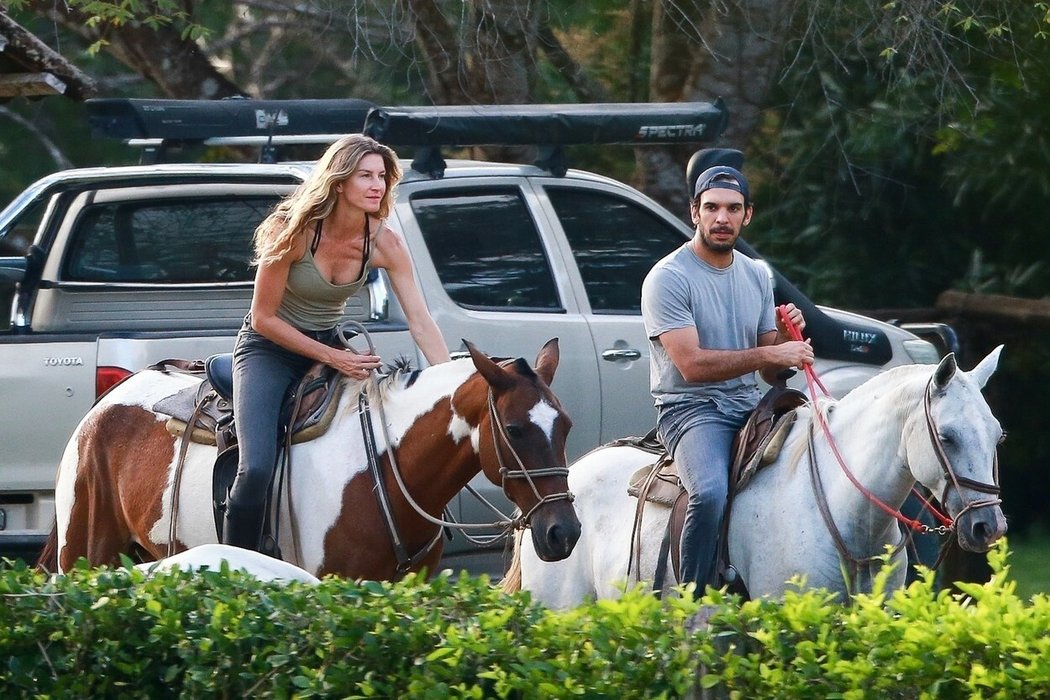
506;424;524;439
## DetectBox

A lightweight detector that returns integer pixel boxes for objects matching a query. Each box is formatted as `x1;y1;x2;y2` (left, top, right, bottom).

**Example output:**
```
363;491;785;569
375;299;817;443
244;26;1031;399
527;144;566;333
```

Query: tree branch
26;0;246;99
0;105;73;169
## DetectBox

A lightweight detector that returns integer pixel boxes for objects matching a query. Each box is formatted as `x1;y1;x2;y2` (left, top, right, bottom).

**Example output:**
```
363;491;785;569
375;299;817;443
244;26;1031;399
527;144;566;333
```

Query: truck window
410;188;561;311
62;196;278;283
0;197;44;330
547;187;685;314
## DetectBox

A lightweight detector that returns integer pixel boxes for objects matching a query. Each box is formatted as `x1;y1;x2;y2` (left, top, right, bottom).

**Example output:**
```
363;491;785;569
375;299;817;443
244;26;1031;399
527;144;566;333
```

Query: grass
1005;528;1050;600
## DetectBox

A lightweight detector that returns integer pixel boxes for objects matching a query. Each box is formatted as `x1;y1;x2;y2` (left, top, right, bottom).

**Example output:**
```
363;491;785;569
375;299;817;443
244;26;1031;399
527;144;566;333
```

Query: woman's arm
372;224;450;365
250;237;382;380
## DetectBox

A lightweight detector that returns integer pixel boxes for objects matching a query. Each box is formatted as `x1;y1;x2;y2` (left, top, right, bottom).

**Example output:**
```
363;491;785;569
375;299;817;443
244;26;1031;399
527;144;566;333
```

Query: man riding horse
640;156;813;594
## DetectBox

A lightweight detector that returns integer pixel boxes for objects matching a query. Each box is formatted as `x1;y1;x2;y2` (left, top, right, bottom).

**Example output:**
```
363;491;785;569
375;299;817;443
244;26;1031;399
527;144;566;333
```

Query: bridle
486;387;573;527
806;374;1003;586
921;377;1002;525
353;354;573;574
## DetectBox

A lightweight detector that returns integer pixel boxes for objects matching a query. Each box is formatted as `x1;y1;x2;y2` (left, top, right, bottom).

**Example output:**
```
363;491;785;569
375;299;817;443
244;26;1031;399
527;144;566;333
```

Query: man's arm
659;325;813;385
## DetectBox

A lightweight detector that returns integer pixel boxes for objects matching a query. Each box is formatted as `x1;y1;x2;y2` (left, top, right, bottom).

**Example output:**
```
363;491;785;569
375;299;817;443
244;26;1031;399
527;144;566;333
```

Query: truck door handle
602;348;641;362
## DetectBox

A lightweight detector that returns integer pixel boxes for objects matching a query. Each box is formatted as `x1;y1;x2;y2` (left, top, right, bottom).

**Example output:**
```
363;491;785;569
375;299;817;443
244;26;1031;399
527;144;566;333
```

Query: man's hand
768;339;814;371
776;303;806;339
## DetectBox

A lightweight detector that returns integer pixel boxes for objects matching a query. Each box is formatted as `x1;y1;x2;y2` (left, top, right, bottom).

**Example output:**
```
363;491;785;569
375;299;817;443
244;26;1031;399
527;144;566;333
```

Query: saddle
148;354;349;545
151;354;347;450
625;385;808;597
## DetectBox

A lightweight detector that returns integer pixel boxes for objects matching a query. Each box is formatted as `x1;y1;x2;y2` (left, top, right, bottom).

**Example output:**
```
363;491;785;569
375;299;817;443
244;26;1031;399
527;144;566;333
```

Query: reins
343;322;572;573
779;307;1002;568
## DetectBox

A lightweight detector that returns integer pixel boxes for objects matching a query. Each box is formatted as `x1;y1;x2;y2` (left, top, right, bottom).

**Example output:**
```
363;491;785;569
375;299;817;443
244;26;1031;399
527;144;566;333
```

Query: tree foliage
4;1;1050;533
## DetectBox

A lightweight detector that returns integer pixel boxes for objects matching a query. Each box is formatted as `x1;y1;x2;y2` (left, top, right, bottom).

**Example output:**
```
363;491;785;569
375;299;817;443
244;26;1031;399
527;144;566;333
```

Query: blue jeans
657;400;747;592
229;321;337;507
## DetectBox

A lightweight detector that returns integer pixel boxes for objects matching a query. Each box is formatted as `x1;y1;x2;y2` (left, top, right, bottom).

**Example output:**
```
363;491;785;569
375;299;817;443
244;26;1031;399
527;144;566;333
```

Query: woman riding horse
228;134;450;553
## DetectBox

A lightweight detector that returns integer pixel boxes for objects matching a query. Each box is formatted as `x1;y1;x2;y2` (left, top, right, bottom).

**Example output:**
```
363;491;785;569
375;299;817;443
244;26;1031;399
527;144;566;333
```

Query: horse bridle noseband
922;377;1002;524
355;357;573;574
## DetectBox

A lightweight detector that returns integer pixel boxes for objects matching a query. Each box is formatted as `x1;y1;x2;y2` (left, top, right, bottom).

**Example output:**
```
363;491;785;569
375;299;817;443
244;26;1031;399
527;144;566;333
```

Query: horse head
907;345;1008;553
465;338;582;562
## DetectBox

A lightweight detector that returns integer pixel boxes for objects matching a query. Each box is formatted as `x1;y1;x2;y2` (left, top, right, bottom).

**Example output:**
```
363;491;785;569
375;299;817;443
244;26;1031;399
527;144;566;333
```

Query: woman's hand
328;348;383;380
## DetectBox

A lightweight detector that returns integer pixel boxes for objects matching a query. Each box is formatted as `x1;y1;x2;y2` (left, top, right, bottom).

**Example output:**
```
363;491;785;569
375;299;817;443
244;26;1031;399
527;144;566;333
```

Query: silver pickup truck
0;99;947;562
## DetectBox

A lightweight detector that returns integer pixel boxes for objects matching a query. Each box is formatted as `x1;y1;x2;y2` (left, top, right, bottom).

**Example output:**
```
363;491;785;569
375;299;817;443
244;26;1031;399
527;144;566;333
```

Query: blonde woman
226;134;450;554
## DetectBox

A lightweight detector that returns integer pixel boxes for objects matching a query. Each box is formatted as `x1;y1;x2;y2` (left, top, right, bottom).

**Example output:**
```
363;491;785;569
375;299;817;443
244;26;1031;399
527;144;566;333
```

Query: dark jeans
228;321;338;507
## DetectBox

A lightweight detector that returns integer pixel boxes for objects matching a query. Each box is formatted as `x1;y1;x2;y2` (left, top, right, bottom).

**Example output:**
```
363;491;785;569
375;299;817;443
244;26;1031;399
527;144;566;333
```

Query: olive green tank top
276;222;373;331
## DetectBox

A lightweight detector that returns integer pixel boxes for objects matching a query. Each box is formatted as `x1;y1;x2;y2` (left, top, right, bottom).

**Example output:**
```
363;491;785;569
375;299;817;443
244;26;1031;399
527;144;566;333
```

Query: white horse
134;544;321;584
505;347;1008;607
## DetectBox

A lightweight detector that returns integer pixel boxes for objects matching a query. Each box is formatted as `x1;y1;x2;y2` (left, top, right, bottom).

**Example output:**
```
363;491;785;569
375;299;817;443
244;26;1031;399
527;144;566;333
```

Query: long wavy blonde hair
253;134;403;265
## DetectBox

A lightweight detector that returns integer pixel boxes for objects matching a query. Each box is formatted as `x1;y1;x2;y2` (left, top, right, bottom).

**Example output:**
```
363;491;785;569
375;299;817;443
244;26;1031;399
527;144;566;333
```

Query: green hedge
1;545;1048;698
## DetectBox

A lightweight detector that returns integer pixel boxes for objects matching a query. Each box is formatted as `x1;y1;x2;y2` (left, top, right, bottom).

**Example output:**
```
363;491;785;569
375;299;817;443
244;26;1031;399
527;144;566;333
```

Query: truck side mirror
0;257;27;283
686;148;745;196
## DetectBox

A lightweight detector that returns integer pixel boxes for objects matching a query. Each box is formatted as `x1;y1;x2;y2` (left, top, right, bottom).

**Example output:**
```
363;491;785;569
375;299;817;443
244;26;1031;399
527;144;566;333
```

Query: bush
1;544;1048;698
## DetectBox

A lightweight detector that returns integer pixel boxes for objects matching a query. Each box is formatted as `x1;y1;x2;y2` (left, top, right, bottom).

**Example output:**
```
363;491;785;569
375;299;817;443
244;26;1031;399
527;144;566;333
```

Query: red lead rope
776;306;952;533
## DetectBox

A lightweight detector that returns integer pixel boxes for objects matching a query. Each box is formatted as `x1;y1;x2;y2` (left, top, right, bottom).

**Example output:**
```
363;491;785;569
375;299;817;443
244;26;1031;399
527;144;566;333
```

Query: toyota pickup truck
0;99;949;562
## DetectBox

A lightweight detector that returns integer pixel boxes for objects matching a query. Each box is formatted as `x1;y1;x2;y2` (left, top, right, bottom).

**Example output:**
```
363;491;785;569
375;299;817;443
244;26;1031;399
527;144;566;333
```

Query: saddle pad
156;364;350;446
627;458;680;507
607;426;665;455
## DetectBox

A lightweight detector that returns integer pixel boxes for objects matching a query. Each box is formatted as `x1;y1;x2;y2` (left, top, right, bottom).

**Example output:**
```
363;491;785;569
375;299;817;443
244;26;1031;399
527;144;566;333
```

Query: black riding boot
222;496;266;553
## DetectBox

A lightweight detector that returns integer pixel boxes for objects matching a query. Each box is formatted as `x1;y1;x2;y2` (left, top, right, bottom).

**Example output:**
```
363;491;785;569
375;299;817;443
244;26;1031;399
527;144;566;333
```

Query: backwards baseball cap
693;165;750;204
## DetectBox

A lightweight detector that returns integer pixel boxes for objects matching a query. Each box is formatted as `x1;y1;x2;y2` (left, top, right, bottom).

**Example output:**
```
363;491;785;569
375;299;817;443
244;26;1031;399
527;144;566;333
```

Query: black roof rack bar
86;98;378;141
86;98;728;147
362;101;727;146
125;134;351;148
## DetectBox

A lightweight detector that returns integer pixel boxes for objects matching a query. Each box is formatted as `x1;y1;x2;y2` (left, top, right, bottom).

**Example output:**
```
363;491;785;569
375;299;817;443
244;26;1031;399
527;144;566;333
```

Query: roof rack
84;97;729;176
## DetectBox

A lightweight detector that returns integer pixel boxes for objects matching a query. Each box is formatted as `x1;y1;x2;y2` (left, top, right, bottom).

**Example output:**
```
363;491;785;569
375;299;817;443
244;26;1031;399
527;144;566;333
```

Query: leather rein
352;335;572;575
779;307;1001;583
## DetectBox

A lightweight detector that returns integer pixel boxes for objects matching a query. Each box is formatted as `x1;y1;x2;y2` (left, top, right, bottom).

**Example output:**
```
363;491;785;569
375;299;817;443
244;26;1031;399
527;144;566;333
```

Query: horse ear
933;352;958;391
533;338;560;386
969;344;1004;389
464;339;514;392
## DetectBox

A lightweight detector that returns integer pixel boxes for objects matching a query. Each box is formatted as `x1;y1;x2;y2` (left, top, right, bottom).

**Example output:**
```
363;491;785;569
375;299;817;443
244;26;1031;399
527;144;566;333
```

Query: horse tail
501;530;523;594
36;522;59;573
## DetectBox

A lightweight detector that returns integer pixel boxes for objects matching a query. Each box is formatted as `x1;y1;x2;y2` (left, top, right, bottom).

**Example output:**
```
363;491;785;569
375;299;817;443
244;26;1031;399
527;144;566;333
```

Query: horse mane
364;357;420;404
385;355;418;384
363;355;477;406
780;363;936;474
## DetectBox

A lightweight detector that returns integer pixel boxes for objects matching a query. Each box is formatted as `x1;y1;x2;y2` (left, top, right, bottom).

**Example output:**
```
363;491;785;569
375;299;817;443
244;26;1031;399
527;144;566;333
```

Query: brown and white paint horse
38;339;581;579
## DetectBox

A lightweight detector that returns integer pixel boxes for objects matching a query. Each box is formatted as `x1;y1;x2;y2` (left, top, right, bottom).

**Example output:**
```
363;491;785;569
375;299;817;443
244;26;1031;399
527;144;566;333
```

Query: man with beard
641;165;813;594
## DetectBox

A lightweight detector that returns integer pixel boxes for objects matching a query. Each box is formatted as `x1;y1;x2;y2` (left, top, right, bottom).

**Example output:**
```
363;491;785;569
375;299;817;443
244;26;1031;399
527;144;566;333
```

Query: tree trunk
398;0;539;162
643;0;792;219
682;0;791;147
27;0;245;99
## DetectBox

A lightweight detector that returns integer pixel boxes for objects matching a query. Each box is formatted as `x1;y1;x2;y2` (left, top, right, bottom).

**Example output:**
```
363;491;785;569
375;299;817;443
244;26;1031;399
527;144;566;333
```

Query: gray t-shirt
641;245;776;416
